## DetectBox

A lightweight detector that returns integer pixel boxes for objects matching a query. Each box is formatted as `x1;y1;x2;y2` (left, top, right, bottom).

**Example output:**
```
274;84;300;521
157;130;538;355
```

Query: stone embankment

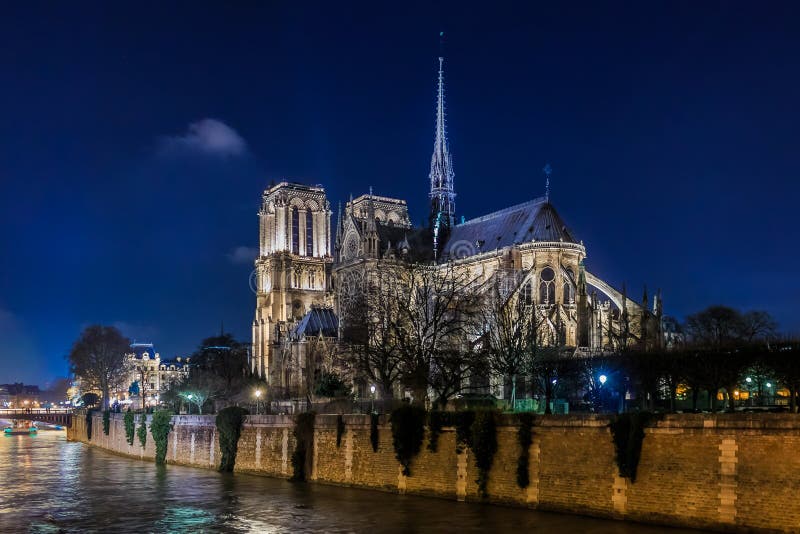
68;412;800;532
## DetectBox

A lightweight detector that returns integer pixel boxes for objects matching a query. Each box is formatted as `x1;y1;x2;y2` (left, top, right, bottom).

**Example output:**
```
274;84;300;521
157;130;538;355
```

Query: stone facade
70;411;800;532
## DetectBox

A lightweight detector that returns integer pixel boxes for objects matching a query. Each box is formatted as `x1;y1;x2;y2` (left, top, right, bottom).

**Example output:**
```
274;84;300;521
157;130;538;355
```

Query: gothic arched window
306;210;314;256
291;207;300;255
563;281;574;304
539;267;555;305
522;281;533;305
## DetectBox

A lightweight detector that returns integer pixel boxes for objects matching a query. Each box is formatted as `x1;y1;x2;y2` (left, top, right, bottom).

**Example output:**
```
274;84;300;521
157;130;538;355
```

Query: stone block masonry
68;412;800;532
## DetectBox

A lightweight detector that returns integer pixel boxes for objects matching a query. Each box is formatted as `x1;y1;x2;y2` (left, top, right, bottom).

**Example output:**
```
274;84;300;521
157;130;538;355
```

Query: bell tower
252;182;332;379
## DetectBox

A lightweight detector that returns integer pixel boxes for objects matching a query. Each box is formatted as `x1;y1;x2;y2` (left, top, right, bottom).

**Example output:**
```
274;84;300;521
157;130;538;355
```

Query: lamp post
597;375;608;413
187;394;194;415
370;385;376;414
255;389;262;415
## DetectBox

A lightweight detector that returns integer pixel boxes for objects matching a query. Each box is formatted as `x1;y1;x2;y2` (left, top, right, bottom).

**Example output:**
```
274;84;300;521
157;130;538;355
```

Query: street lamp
255;389;262;415
370;385;376;414
598;374;607;385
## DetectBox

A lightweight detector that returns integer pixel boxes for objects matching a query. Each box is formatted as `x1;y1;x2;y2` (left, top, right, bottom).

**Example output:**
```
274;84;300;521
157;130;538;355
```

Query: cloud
160;118;247;157
227;246;258;264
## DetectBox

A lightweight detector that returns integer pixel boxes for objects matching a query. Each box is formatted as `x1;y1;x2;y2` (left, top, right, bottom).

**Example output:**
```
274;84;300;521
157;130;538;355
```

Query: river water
0;431;703;533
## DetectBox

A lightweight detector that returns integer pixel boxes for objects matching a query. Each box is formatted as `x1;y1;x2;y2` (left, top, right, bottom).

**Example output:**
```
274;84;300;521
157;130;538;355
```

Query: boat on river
4;423;37;435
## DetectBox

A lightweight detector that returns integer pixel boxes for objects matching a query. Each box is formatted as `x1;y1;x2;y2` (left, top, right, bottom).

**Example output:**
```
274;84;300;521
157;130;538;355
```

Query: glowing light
255;389;262;398
766;382;772;388
745;377;752;384
370;385;376;394
598;374;607;385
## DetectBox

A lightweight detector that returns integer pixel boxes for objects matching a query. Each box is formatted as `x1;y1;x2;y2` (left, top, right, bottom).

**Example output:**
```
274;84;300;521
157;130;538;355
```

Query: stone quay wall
68;412;800;532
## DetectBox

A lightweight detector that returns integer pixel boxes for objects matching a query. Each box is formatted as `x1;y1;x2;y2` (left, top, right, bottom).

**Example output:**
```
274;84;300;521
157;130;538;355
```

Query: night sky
1;2;798;384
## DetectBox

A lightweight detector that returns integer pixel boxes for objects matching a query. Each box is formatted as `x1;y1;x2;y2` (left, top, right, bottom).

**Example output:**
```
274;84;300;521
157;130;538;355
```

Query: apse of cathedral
251;56;664;393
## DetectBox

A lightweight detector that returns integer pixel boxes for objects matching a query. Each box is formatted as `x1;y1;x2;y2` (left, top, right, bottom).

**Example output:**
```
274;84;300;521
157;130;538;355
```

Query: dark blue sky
1;2;798;384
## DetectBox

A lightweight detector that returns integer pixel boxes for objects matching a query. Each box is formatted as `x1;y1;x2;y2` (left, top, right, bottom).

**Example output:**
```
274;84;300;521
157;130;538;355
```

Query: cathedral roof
443;197;577;259
289;307;339;340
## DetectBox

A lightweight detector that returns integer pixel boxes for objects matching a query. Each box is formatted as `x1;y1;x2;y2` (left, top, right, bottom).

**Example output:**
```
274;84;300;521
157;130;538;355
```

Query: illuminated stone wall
69;412;800;532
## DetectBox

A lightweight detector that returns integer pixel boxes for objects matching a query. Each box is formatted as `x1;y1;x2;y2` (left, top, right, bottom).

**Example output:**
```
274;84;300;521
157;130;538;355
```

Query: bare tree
685;306;746;348
68;325;130;409
376;261;481;406
476;271;545;409
739;311;778;343
357;286;404;400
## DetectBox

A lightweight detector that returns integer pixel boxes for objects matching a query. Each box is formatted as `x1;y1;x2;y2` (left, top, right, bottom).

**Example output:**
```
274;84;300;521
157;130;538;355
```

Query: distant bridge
0;408;72;426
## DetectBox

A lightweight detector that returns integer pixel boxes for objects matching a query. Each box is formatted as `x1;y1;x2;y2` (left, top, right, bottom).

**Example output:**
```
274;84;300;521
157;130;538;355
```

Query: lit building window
292;207;300;255
306;210;314;256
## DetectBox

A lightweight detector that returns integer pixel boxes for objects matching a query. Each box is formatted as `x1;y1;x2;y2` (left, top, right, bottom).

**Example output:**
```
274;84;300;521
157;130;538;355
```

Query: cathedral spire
429;54;456;229
543;163;552;201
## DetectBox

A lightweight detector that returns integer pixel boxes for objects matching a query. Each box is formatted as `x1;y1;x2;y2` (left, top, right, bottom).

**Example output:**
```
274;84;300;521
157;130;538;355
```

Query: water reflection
0;432;703;533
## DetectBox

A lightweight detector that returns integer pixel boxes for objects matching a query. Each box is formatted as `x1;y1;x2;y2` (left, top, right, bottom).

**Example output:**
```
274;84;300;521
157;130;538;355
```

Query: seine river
0;431;702;533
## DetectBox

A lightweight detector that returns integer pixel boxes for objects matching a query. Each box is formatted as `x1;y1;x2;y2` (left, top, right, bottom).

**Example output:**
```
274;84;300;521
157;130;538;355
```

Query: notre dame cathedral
251;56;664;398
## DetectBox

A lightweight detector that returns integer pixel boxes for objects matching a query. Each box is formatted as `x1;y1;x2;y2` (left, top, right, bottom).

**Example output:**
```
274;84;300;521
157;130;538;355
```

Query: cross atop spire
429;53;456;229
